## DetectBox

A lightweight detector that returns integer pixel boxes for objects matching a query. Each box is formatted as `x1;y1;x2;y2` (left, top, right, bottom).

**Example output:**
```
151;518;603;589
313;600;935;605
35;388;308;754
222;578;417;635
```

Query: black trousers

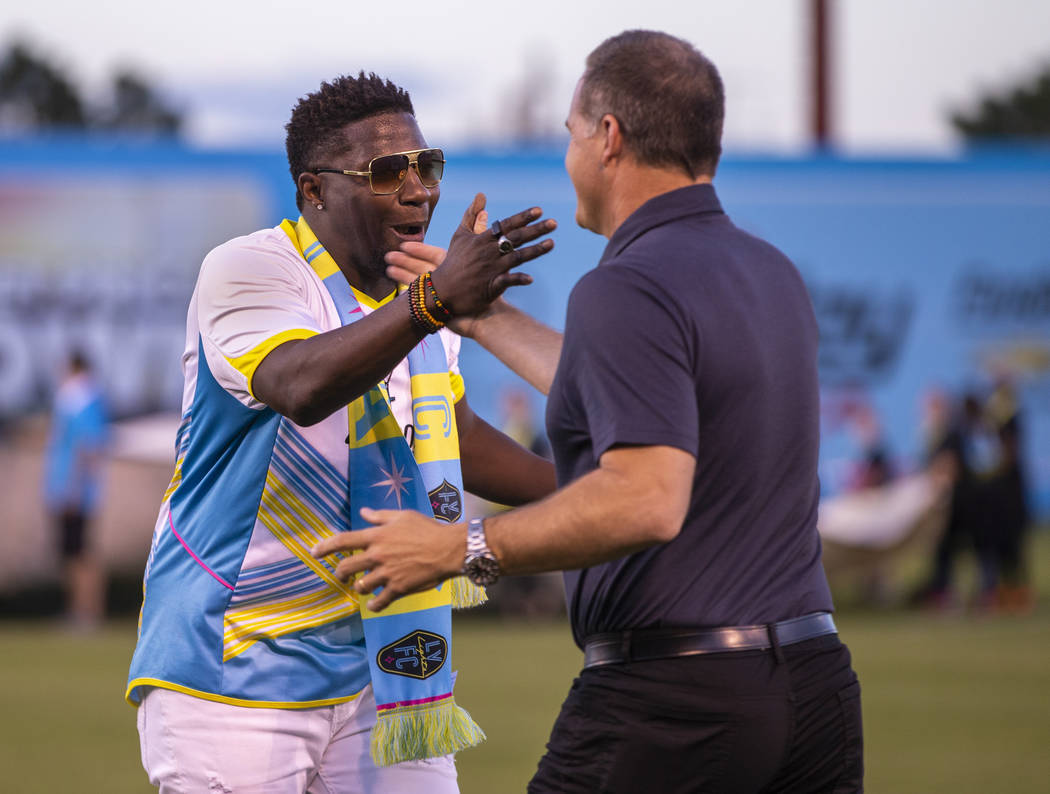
528;634;862;794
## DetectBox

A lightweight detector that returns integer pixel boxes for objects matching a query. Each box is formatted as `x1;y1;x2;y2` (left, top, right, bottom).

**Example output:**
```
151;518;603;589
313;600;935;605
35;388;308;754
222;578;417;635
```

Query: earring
315;203;324;210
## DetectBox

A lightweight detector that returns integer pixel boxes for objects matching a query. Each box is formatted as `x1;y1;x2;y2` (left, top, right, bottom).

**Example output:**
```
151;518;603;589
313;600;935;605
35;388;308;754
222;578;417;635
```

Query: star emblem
373;452;411;509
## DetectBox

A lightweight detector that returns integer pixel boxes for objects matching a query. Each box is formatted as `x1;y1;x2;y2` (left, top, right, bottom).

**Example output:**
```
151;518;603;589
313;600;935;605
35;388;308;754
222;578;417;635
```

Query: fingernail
311;544;321;555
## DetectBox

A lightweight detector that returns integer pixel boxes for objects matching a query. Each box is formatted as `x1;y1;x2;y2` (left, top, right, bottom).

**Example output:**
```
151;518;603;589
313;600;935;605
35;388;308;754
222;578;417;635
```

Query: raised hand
426;194;557;317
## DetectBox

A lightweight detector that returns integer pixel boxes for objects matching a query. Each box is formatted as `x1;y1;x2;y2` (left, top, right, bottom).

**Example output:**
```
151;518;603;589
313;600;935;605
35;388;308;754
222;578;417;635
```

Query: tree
0;41;182;136
96;70;182;136
0;42;87;130
951;62;1050;140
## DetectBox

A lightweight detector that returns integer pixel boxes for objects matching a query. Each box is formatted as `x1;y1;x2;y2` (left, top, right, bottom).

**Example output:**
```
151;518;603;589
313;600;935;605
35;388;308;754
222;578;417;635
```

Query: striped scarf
281;217;485;766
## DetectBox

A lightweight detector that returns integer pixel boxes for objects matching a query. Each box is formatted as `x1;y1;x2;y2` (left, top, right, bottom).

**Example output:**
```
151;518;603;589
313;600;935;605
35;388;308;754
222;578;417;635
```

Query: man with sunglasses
126;72;557;793
315;32;863;793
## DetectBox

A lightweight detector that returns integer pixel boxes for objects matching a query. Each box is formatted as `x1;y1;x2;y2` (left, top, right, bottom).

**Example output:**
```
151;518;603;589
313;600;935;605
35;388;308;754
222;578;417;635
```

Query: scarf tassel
371;696;486;767
449;576;488;609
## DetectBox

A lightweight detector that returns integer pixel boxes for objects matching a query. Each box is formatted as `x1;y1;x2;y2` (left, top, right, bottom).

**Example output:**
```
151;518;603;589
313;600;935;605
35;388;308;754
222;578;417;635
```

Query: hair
285;72;414;209
577;30;725;178
69;349;90;373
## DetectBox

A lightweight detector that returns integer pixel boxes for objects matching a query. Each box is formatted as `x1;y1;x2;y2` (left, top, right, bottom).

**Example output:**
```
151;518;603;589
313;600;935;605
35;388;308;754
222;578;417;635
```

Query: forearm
470;301;563;395
253;293;424;425
482;447;693;575
459;415;556;506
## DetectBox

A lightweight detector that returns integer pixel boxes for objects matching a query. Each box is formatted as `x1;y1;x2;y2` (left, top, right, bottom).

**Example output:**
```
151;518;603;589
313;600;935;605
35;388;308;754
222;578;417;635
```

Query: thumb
460;193;487;232
473;209;489;235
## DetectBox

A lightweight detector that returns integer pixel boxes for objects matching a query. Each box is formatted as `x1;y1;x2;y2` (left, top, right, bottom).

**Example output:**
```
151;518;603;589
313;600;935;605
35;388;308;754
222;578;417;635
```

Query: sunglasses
312;148;445;195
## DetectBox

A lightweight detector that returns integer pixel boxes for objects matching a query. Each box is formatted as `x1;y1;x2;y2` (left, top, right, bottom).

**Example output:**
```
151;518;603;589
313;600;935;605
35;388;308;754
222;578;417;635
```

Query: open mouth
391;223;426;240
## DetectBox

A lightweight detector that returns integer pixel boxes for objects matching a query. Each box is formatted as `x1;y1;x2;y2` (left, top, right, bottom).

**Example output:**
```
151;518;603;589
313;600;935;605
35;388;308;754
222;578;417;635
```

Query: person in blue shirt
44;349;108;629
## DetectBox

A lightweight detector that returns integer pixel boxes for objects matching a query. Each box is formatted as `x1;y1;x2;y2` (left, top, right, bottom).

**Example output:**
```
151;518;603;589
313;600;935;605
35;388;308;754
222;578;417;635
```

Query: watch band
463;517;500;587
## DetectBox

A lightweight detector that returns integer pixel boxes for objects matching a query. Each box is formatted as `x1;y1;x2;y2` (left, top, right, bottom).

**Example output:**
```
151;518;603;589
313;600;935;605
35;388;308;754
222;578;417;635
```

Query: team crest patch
428;479;462;523
377;630;447;680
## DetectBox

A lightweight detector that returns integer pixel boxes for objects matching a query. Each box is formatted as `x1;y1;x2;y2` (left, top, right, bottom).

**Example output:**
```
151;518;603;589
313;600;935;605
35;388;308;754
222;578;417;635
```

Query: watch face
466;556;500;587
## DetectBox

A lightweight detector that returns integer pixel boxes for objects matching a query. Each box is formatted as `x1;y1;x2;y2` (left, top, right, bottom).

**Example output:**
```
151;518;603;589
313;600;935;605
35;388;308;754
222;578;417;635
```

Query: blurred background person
499;385;551;460
42;349;109;629
985;376;1033;612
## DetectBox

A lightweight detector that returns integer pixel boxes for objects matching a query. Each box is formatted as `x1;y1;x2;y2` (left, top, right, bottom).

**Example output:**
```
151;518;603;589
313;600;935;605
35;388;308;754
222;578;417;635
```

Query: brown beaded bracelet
423;273;453;322
408;275;444;334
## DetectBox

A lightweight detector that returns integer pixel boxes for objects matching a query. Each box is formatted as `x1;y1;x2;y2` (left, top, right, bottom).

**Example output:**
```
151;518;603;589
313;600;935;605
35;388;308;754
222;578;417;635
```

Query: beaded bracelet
408;275;444;334
415;275;445;330
423;273;453;323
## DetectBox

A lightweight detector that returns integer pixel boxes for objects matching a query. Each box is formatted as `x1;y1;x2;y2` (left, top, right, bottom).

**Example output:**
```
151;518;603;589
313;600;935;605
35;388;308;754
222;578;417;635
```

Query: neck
601;166;711;239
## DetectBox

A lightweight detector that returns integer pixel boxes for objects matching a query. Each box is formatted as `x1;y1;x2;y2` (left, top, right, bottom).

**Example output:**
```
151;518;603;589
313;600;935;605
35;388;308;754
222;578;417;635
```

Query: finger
504;239;555;268
385;249;443;281
365;591;395;612
353;570;384;595
460;193;487;232
490;272;533;293
386;264;423;285
334;554;371;581
311;530;371;558
394;242;447;265
504;217;558;248
493;206;543;235
360;507;401;525
473;209;489;235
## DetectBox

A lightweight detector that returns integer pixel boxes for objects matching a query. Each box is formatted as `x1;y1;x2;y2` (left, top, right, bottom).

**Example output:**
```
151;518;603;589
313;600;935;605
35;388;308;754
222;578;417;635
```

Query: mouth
390;222;427;243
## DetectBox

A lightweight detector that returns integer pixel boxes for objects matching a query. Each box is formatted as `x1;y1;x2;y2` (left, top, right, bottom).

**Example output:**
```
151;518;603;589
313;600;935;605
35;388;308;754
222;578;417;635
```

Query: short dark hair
578;30;724;178
285;72;414;209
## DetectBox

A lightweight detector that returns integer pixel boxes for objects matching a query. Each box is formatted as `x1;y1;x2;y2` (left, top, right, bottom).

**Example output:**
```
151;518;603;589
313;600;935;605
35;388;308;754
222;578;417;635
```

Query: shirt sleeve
439;327;466;403
195;239;323;403
562;264;699;459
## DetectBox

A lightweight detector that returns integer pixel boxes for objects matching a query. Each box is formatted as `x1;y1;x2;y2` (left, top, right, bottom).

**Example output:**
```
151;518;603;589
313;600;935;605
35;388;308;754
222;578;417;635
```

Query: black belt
582;612;837;669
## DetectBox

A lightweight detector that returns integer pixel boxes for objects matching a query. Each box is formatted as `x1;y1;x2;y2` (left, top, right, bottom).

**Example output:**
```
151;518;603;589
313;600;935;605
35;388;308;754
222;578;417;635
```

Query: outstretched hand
407;193;556;317
310;508;466;612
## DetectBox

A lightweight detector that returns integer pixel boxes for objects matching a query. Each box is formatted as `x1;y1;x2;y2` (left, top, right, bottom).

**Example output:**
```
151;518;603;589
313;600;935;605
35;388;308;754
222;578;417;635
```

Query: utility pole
811;0;832;148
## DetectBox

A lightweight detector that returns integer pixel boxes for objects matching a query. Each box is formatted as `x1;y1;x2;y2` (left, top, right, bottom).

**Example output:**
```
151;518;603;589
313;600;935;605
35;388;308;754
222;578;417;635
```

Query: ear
298;172;323;206
599;113;623;167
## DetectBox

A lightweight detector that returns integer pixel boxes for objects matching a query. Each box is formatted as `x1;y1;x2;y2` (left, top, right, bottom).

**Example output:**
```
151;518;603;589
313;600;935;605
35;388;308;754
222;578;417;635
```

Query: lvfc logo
377;630;447;680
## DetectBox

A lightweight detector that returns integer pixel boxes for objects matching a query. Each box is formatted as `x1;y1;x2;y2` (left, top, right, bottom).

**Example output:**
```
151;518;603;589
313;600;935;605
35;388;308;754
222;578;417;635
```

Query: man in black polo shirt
314;29;863;793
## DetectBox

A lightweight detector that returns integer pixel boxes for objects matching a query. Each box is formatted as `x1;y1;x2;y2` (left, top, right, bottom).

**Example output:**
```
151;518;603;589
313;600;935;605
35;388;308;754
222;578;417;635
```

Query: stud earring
315;203;324;210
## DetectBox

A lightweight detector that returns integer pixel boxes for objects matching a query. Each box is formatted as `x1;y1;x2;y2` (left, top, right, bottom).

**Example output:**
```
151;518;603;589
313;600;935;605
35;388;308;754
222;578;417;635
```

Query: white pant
137;685;459;793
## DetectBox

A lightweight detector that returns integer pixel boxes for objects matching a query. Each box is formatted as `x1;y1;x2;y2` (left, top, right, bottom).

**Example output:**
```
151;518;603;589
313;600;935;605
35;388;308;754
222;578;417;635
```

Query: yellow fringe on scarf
449;576;488;609
371;696;486;766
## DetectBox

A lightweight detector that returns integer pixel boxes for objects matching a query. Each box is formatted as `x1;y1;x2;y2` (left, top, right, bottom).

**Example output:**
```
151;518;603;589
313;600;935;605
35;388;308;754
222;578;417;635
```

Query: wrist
462;516;501;586
428;270;457;316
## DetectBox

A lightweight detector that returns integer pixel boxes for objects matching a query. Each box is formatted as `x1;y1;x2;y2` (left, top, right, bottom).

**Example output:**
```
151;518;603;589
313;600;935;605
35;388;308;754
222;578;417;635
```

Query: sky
3;0;1050;153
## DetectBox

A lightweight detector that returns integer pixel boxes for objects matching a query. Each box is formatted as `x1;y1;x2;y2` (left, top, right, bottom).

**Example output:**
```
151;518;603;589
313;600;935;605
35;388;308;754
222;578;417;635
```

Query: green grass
2;530;1047;793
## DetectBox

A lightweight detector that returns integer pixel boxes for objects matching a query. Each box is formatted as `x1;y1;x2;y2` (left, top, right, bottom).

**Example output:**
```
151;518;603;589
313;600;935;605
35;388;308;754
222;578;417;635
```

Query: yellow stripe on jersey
223;587;359;661
225;328;319;398
125;677;362;709
449;372;465;403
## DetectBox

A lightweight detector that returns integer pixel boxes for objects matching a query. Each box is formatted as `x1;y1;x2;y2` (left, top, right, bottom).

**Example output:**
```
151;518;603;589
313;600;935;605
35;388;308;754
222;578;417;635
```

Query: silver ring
497;235;515;254
490;220;503;239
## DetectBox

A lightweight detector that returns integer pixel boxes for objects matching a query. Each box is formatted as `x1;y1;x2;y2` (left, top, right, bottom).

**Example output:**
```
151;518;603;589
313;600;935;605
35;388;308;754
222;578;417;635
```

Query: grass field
2;531;1047;793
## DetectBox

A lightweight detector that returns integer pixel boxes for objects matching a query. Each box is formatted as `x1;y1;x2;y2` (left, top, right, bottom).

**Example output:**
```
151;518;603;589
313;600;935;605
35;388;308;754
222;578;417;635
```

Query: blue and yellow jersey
126;222;464;708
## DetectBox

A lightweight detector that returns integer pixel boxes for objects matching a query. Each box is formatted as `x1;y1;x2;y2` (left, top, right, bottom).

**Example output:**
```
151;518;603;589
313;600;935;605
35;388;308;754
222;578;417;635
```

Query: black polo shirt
546;183;833;647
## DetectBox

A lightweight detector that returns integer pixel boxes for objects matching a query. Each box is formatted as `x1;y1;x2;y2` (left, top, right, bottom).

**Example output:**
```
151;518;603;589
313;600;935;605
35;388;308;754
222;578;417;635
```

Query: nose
398;163;432;204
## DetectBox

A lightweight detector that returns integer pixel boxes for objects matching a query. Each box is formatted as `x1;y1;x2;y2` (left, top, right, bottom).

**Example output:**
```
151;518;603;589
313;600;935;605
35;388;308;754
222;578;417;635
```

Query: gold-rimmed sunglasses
312;147;445;195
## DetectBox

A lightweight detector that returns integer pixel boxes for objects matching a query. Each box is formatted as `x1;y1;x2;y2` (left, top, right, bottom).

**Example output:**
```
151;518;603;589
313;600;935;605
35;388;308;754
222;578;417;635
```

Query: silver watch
463;517;500;587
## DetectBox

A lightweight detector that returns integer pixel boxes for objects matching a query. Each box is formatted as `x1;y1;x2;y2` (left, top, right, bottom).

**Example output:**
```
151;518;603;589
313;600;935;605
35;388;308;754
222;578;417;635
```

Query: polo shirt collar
599;182;724;264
